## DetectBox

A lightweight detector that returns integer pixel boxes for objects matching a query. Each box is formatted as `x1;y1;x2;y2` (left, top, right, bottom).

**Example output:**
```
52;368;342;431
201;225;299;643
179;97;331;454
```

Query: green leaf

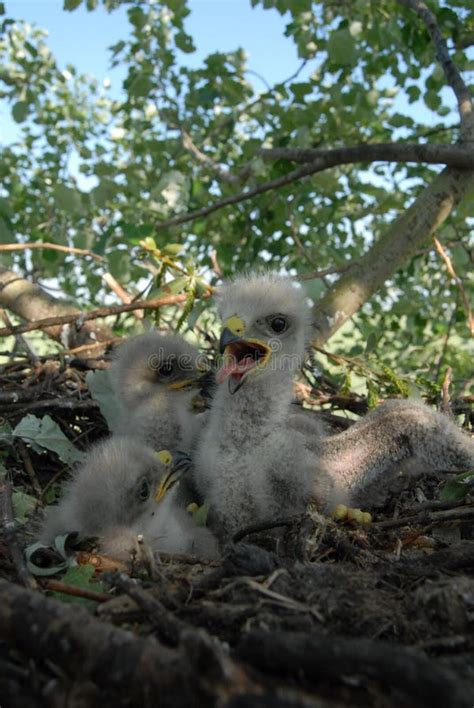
50;564;106;607
12;489;37;524
162;243;184;256
440;471;474;502
53;184;83;214
0;216;12;244
85;370;123;433
63;0;83;10
327;29;357;66
193;501;210;527
12;101;30;123
13;415;85;465
175;31;196;53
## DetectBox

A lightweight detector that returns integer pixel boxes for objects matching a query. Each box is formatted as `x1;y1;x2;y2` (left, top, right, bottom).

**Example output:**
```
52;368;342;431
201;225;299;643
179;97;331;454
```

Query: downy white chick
41;437;218;559
193;272;333;539
110;333;209;451
194;273;474;539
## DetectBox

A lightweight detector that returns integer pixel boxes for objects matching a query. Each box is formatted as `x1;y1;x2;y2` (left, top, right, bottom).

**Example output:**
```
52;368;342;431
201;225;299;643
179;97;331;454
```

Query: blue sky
1;0;307;145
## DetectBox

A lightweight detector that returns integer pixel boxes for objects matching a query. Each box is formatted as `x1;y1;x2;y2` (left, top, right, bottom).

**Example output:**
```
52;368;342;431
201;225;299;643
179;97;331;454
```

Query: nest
0;355;473;708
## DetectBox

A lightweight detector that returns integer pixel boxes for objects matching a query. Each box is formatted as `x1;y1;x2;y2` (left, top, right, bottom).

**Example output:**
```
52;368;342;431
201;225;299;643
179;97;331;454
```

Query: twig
41;579;110;603
441;366;452;414
408;497;470;513
0;242;104;262
295;264;353;280
210;250;223;279
16;439;42;498
371;504;474;530
102;272;144;320
104;571;187;646
0;470;37;589
232;516;299;543
433;236;474;335
397;0;474;139
154;143;473;231
181;129;241;185
0;308;39;366
0;292;203;339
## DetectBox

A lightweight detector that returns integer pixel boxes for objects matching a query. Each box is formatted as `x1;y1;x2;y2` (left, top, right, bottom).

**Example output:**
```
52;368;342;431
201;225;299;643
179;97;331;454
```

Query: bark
0;266;113;352
311;167;474;346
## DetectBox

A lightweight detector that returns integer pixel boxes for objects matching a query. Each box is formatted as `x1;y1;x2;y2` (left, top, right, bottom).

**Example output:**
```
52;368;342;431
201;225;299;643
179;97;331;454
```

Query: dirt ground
0;355;473;707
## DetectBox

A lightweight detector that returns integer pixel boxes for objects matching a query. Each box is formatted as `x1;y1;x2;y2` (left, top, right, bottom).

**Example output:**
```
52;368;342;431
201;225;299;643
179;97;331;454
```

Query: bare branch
0;471;37;589
102;272;144;320
181;129;242;185
0;291;208;339
155;143;473;231
0;242;104;262
433;236;474;335
259;142;474;166
398;0;474;139
311;167;474;346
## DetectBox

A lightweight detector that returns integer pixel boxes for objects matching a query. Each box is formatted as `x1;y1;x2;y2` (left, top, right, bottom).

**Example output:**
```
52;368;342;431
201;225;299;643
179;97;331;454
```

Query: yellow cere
224;315;246;336
156;449;173;466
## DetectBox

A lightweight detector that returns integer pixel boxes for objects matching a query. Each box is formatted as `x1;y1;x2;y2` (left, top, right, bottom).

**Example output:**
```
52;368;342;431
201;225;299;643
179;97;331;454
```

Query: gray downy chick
313;398;474;508
41;437;218;559
194;272;474;539
110;332;209;451
193;272;334;539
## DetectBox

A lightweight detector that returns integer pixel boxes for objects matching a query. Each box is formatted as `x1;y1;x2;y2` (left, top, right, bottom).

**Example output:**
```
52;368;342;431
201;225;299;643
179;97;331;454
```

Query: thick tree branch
398;0;474;140
258;142;474;166
155;143;473;230
311;167;474;346
0;266;113;350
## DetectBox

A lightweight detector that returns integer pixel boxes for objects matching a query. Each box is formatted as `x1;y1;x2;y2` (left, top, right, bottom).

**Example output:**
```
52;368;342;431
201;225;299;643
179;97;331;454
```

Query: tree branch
0;242;104;262
0;266;113;349
397;0;474;140
433;236;474;335
258;142;474;166
0;291;206;339
155;143;473;230
311;167;474;346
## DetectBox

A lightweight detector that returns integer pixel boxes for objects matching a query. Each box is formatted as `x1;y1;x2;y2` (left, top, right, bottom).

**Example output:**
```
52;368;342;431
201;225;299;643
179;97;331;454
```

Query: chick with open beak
110;332;211;451
216;315;273;394
193;273;332;540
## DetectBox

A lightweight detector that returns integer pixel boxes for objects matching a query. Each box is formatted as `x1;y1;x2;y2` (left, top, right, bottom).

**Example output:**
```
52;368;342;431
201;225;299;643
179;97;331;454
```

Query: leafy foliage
0;1;472;386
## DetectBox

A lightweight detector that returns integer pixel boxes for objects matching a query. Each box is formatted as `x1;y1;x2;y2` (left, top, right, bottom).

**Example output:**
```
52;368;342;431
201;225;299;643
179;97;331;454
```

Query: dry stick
41;579;110;603
0;242;104;262
0;471;37;589
0;292;194;338
102;272;144;320
16;439;42;498
232;516;300;544
154;143;473;231
0;307;39;365
433;236;474;335
371;504;474;530
104;571;187;646
398;0;474;138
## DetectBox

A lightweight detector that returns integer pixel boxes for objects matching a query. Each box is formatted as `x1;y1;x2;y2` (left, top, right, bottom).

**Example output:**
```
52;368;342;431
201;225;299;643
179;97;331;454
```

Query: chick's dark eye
137;478;150;501
270;316;288;333
158;362;174;378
